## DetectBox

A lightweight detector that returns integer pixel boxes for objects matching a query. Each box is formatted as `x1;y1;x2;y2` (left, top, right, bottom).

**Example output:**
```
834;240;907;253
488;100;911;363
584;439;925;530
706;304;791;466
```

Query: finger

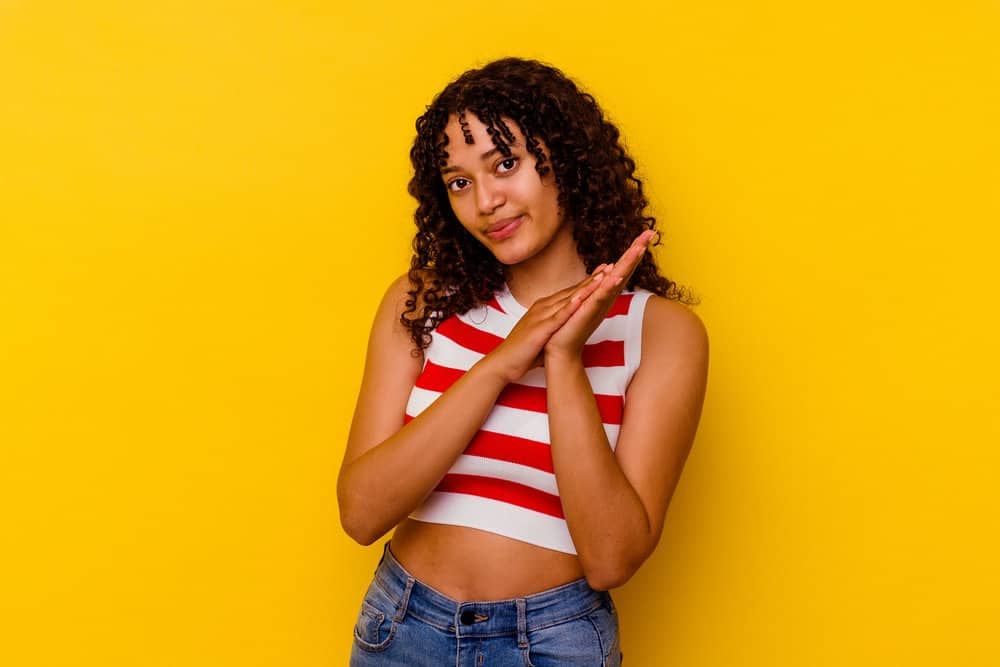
534;265;610;316
542;271;605;326
606;230;656;284
578;233;655;307
570;270;605;304
591;262;610;276
533;266;606;309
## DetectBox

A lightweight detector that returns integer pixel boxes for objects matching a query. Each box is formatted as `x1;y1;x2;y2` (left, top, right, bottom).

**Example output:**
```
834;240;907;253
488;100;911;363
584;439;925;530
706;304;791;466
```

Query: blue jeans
350;544;622;666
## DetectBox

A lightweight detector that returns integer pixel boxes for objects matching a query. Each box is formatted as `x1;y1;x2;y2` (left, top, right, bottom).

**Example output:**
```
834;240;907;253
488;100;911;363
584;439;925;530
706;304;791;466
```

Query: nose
475;179;505;215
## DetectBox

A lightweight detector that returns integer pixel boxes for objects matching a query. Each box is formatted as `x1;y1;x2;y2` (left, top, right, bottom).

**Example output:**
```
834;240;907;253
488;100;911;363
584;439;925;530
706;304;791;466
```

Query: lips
486;215;524;241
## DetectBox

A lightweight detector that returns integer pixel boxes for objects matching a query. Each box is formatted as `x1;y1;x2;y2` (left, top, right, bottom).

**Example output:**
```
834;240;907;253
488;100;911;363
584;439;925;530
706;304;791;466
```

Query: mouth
485;215;524;241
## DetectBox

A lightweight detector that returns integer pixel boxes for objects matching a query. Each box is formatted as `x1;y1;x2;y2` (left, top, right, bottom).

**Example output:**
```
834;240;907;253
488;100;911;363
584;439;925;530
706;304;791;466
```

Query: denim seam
586;611;609;667
404;609;458;632
526;599;604;632
371;577;397;606
352;619;398;653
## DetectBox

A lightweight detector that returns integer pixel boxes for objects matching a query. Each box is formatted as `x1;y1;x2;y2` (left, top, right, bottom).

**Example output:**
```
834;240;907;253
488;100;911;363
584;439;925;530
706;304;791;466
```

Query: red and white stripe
406;285;651;554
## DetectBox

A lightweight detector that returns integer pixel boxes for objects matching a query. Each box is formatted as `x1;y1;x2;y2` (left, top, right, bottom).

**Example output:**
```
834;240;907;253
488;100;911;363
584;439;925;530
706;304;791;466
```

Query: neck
505;223;587;307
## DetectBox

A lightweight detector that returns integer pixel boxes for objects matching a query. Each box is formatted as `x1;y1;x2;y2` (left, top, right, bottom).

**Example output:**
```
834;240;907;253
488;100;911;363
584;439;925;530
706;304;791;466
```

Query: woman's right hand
487;264;610;383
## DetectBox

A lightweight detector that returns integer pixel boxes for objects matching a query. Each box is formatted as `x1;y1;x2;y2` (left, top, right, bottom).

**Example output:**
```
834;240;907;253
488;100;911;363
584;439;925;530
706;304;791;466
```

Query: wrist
542;347;585;372
471;352;519;387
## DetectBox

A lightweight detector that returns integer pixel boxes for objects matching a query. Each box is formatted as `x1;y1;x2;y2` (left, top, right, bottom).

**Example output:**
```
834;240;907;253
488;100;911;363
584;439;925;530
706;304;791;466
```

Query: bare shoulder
381;270;422;311
375;269;436;332
641;295;710;364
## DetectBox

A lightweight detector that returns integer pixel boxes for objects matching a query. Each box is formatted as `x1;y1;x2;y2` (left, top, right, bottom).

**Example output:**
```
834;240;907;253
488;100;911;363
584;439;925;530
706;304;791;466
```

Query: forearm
338;358;509;545
545;354;653;589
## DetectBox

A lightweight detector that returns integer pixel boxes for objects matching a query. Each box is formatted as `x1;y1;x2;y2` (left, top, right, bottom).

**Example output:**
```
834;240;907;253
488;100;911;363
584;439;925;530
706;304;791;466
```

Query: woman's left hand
544;230;656;363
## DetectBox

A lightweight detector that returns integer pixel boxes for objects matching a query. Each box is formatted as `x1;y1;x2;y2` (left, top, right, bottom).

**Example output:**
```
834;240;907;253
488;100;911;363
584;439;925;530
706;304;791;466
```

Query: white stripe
407;389;621;446
481;405;551;441
457;307;517;339
454;304;630;345
410;493;577;554
426;332;484;369
587;317;630;344
510;366;625;395
405;385;439;417
450;455;558;495
624;289;653;384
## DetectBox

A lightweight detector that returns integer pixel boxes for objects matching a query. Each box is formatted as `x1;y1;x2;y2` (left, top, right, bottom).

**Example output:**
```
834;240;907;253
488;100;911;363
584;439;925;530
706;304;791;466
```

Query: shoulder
641;295;708;341
365;271;438;361
382;269;429;306
639;294;709;370
378;269;437;324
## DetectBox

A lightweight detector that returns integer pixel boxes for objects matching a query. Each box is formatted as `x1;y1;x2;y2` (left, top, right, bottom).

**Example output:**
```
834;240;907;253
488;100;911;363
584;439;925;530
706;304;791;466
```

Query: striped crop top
405;283;652;554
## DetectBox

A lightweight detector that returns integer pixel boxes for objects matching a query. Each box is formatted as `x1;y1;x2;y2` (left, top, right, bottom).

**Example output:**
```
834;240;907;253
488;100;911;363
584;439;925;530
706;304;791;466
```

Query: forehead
442;113;524;151
439;114;532;176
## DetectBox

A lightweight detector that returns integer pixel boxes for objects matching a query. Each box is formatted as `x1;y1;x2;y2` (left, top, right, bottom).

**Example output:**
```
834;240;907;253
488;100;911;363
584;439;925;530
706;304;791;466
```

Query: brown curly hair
404;57;697;350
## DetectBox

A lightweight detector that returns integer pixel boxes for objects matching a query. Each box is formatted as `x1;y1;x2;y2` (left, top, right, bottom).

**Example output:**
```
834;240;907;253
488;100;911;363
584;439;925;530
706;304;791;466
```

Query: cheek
447;195;474;225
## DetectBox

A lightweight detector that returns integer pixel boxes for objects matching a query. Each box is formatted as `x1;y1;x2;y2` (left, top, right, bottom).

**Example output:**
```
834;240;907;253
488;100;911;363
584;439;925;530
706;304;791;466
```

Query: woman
338;57;709;666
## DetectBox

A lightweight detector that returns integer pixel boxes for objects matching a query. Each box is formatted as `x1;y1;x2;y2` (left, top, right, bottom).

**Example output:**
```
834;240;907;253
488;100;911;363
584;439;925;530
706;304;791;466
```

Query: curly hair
404;57;697;350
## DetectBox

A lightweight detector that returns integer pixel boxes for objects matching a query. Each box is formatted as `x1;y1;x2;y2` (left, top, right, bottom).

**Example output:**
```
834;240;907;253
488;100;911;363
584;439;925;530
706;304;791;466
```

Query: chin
490;244;535;266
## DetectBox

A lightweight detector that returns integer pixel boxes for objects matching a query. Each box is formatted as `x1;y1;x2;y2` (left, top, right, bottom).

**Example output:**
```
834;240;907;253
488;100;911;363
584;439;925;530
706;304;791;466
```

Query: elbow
583;566;635;592
337;481;385;546
580;554;643;591
579;543;654;591
339;508;382;546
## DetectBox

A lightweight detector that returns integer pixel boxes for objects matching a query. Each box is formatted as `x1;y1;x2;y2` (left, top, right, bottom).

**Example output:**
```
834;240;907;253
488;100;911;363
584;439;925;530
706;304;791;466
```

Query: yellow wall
2;1;998;664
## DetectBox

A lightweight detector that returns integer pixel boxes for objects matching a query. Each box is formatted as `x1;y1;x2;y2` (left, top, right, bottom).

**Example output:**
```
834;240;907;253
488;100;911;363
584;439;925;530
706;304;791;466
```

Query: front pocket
353;599;396;651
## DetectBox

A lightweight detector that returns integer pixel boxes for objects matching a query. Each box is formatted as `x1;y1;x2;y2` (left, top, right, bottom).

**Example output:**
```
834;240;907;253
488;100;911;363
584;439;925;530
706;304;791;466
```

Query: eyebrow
440;142;519;175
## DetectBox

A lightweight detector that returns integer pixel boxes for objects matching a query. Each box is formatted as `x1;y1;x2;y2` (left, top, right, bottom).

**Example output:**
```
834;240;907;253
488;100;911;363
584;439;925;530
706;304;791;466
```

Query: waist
390;519;585;599
372;541;611;637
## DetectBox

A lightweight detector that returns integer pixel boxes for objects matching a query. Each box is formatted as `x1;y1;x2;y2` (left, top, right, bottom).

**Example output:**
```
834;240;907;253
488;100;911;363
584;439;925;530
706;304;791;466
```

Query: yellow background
2;1;998;664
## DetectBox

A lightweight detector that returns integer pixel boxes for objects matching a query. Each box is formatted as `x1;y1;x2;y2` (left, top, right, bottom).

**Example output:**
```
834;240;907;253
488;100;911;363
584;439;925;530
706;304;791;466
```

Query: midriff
388;518;585;601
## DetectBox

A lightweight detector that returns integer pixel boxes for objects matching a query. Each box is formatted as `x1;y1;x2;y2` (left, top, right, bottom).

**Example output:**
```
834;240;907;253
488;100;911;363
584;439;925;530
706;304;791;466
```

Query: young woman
338;57;709;666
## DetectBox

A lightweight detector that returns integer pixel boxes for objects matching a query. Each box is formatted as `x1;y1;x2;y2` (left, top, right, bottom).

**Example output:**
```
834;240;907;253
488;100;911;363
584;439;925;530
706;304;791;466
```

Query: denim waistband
371;542;610;640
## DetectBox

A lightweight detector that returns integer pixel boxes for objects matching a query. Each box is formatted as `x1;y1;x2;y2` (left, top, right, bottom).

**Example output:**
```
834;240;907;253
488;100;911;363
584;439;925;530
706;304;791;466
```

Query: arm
542;232;709;589
338;271;606;545
338;273;506;545
546;297;709;590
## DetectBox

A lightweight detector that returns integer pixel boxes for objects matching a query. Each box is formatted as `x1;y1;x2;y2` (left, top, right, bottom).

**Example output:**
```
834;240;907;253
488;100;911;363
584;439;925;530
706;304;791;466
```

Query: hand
544;230;657;362
486;263;612;383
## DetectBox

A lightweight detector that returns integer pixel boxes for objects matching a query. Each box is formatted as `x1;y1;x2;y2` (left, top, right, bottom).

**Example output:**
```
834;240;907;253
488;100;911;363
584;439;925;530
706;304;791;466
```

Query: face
439;112;569;267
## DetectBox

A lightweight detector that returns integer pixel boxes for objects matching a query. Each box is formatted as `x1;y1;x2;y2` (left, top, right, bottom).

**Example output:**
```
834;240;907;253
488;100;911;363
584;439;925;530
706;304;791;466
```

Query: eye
497;157;519;173
447;177;470;193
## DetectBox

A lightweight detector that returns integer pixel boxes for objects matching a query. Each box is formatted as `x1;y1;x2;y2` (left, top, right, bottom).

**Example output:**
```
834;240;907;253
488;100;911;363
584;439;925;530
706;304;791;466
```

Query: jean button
460;610;476;625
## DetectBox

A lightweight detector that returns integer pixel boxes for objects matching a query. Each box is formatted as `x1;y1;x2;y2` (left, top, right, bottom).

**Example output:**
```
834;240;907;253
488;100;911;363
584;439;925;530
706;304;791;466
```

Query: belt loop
516;598;528;649
393;577;415;624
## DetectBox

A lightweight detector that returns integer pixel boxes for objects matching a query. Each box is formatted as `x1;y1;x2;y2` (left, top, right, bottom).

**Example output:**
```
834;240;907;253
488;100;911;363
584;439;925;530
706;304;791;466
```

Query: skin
338;113;709;598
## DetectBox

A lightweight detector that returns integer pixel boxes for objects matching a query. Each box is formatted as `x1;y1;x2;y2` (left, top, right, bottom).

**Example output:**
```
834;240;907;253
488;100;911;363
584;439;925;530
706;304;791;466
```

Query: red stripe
486;296;506;314
414;361;624;424
435;314;628;366
436;317;504;355
605;293;634;318
465;430;554;473
496;383;623;425
581;340;624;367
435;473;564;518
496;383;548;412
413;361;465;392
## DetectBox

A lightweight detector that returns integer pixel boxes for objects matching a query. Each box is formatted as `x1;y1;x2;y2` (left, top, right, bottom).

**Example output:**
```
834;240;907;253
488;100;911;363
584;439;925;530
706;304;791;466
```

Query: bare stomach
388;518;585;601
